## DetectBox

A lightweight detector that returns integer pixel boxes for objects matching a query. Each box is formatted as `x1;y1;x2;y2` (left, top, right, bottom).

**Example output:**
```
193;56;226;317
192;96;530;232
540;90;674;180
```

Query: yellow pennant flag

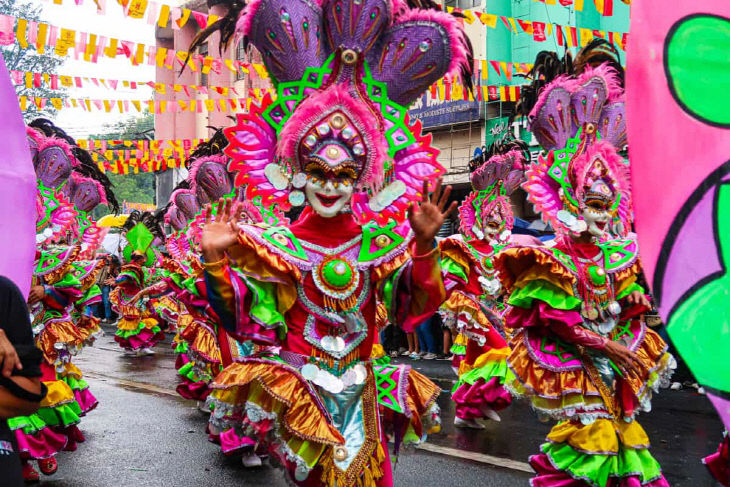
105;38;118;58
60;75;72;87
36;23;49;54
55;29;76;56
84;34;98;62
17;19;29;49
481;13;498;28
204;99;216;112
178;100;188;111
128;0;148;18
157;4;171;28
103;100;113;112
132;100;141;112
117;100;124;113
24;72;32;89
177;9;192;28
19;96;27;111
579;28;593;46
50;98;63;110
155;47;168;67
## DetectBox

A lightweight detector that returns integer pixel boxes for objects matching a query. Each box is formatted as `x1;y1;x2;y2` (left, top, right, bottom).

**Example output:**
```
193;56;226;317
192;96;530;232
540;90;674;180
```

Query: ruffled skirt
452;347;513;420
530;419;669;487
208;357;438;486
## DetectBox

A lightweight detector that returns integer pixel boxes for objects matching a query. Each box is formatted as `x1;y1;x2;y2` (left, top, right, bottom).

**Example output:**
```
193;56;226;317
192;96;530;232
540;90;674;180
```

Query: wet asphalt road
40;324;725;486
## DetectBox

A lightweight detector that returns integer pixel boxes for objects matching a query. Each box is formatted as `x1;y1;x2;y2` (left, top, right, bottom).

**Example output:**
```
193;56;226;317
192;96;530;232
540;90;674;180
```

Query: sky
33;0;187;138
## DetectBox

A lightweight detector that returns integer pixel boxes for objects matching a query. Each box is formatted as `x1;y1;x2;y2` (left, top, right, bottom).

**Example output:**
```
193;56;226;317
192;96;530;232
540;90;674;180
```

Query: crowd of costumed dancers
12;0;730;483
17;118;118;482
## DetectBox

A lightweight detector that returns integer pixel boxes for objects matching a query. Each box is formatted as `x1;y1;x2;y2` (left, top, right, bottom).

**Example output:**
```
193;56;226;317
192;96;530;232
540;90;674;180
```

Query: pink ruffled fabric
529;453;671;487
176;378;211;401
15;427;67;460
115;328;164;351
208;428;257;456
74;387;99;414
452;377;512;420
704;435;730;486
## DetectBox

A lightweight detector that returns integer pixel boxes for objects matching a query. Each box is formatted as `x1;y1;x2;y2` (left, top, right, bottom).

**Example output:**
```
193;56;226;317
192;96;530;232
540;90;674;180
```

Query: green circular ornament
322;259;353;288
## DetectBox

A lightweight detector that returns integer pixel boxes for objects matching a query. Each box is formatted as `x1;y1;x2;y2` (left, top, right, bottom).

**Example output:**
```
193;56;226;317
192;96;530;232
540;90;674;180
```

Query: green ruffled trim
233;268;287;339
36;401;82;428
541;440;663;487
115;322;162;339
616;282;644;300
174;341;189;354
442;256;468;283
508;279;581;310
451;357;514;392
177;361;207;382
62;375;89;393
373;355;391;366
80;285;102;303
450;344;466;355
7;413;49;435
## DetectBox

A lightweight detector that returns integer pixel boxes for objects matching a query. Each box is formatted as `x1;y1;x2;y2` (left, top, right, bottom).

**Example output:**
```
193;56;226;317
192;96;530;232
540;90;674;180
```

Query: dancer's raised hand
201;198;241;263
408;178;457;254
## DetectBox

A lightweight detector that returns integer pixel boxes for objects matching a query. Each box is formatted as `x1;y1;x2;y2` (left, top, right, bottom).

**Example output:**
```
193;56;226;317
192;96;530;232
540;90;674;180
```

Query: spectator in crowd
404;330;420;360
416;316;440;360
97;255;120;323
0;276;46;486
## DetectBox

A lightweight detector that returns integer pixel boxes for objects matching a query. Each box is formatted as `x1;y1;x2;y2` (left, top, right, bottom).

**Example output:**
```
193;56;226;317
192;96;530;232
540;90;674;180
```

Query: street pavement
41;325;725;486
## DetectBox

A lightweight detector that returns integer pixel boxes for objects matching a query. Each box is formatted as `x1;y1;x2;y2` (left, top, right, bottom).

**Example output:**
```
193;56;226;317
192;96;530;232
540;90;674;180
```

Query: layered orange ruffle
620;327;671;401
404;368;442;436
179;320;221;364
494;247;576;296
459;347;510;376
507;329;605;412
372;251;409;283
76;314;101;343
509;326;673;417
439;238;478;282
36;320;83;364
547;418;651;454
442;291;493;330
211;361;345;446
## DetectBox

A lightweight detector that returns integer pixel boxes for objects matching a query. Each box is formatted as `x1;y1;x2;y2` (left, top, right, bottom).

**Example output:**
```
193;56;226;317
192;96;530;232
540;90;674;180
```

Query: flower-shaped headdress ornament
199;0;472;225
459;140;526;241
517;41;631;236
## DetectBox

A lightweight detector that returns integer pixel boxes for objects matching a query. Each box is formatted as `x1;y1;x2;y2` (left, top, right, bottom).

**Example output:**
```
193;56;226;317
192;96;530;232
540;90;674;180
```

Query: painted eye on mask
585;199;609;211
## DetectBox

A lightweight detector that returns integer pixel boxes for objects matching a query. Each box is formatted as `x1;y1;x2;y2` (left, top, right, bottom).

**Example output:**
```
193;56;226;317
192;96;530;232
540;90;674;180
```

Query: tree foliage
0;0;66;120
90;113;156;216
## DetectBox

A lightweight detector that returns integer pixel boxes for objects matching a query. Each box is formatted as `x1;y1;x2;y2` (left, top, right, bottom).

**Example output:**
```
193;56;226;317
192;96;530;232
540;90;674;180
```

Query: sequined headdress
195;0;473;225
517;41;631;237
459;139;526;241
163;130;288;259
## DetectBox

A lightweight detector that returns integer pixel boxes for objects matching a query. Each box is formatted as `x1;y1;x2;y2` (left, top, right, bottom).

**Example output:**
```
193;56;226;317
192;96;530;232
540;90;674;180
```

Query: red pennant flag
489;60;501;76
488;86;499;101
533;22;546;42
556;25;564;46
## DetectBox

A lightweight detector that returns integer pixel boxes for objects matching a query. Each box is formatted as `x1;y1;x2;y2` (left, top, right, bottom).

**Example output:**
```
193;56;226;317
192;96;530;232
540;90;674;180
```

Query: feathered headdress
196;0;473;225
459;139;527;241
517;41;631;237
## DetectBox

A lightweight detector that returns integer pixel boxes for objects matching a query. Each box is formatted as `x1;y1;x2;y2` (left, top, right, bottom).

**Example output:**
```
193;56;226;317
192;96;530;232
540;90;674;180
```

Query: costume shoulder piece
235;219;411;272
34;246;80;284
494;245;578;294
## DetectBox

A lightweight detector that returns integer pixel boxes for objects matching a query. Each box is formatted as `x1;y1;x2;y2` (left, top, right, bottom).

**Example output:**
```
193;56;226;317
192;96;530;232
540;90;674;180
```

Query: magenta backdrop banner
0;53;35;298
627;1;730;429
